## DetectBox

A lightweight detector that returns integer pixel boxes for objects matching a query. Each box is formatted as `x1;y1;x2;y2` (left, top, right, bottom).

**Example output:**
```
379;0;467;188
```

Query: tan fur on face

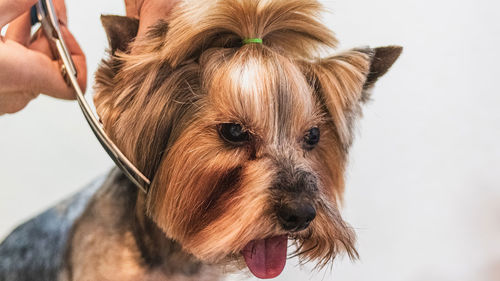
302;50;372;146
94;0;390;272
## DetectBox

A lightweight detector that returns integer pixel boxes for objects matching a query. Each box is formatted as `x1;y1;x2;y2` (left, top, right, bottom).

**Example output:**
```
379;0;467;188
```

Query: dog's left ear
362;46;403;101
303;45;402;144
101;15;139;54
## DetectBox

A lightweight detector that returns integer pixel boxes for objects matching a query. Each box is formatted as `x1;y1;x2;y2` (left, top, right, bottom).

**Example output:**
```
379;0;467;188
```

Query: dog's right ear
101;15;139;54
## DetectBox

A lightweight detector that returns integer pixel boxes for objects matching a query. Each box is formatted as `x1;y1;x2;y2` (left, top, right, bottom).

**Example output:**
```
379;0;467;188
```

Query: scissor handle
35;0;77;79
33;0;151;193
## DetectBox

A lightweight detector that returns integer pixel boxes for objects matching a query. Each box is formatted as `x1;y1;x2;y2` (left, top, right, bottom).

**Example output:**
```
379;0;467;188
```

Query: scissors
32;0;151;193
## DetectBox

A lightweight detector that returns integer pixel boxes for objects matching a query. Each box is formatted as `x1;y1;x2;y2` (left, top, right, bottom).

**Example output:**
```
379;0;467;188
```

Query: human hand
0;0;86;115
124;0;179;36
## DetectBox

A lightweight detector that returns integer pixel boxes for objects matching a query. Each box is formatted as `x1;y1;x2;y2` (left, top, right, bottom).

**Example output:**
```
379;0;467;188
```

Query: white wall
1;0;499;280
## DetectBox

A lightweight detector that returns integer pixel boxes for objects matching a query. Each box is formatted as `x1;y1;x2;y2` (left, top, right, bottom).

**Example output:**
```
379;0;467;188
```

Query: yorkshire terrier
0;0;401;280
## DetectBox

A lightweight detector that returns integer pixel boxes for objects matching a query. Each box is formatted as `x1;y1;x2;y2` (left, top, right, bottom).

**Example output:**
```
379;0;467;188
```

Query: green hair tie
243;38;263;45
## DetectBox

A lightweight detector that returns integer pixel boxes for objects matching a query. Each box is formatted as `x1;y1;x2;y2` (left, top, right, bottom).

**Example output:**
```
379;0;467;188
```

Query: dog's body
0;0;401;280
0;176;103;281
0;170;219;281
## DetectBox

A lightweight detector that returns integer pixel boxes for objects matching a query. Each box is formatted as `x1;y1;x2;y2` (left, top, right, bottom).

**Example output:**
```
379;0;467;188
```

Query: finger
0;0;37;28
60;25;87;94
0;36;67;102
0;91;38;115
5;11;32;46
28;26;87;99
29;28;56;60
137;0;179;36
24;50;76;100
125;0;142;19
53;0;67;25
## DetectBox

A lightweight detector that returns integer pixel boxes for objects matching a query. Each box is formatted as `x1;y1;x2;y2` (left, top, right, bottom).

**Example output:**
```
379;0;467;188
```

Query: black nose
276;202;316;232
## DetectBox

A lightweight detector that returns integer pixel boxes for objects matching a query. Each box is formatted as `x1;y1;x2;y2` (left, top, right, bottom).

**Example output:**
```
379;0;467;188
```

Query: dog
0;0;401;280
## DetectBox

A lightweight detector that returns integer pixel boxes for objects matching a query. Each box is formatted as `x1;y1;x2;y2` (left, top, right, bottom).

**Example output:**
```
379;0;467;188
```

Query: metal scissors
33;0;150;193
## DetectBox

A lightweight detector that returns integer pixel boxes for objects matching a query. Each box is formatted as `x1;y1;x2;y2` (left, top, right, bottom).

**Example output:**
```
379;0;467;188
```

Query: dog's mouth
241;235;288;279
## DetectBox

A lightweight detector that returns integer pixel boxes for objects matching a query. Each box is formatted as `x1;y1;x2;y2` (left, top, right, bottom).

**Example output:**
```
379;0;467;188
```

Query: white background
1;0;499;280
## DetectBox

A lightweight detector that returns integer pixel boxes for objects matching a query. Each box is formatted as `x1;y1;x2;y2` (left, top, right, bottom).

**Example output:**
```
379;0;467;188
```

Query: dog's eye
218;123;250;145
303;127;320;150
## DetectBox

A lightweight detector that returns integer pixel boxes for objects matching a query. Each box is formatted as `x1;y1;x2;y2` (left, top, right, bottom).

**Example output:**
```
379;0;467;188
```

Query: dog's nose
276;202;316;232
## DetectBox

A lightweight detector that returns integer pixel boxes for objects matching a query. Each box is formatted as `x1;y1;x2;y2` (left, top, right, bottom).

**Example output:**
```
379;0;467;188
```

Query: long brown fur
93;0;401;275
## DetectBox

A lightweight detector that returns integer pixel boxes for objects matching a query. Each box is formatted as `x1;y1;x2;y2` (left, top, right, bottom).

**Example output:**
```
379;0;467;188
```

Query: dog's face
95;0;401;278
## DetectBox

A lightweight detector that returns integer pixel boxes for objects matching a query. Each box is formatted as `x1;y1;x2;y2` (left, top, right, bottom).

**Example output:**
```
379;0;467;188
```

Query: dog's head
94;0;401;278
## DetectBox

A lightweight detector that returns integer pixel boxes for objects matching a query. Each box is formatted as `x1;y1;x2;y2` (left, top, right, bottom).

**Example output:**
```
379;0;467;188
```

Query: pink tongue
241;235;288;279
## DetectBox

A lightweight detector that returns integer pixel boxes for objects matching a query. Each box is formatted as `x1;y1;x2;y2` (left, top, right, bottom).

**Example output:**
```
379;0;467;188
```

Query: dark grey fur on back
0;176;104;281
